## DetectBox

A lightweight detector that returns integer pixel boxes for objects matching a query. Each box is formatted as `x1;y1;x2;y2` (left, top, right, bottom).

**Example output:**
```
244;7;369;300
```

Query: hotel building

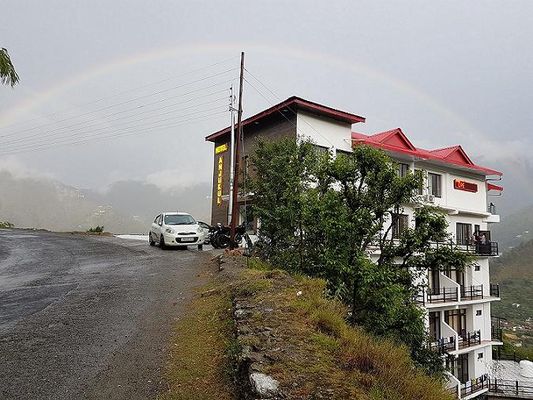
206;97;503;399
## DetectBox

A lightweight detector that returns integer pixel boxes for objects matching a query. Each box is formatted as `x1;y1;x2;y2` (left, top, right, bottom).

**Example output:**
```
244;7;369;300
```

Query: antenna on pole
230;52;244;249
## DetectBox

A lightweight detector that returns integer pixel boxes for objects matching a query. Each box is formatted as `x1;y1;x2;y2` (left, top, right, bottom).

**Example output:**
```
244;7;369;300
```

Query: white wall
296;111;353;153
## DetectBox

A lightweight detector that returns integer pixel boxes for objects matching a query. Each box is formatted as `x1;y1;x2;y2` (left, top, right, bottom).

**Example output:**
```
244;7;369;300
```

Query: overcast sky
1;1;532;211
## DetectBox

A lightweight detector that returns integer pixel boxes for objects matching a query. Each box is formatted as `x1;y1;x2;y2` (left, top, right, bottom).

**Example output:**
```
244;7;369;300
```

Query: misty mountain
0;170;211;234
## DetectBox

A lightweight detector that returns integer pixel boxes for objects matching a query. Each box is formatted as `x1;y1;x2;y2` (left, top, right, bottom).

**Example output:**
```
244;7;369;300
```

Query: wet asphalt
0;229;211;400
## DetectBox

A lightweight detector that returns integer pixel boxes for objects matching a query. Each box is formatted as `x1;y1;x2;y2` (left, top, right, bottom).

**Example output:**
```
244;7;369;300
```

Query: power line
0;55;239;131
0;68;237;139
0;109;227;156
0;92;229;148
244;67;335;147
0;104;228;153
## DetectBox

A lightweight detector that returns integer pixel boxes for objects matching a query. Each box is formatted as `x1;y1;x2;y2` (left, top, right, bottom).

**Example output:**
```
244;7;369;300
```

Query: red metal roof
352;130;503;176
205;96;365;142
487;183;504;191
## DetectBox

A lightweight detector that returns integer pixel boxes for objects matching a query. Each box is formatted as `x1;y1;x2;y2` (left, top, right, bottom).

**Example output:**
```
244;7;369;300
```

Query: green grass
158;282;237;400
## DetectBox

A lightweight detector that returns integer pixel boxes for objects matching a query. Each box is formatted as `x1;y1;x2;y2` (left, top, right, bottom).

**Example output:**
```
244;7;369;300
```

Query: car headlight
197;227;202;233
165;228;174;234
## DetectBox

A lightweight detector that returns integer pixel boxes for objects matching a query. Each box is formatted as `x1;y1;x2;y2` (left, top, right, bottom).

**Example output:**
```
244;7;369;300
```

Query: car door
151;214;161;237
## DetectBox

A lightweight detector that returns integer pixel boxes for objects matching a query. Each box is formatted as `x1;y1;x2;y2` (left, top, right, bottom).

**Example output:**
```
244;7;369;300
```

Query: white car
149;212;206;250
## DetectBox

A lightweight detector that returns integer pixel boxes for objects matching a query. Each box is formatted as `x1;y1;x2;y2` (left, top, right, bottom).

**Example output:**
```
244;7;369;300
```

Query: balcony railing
429;337;456;354
488;203;497;214
489;379;533;397
458;330;481;349
425;287;459;304
461;374;489;398
428;240;499;256
490;283;500;297
461;284;484;300
491;327;503;342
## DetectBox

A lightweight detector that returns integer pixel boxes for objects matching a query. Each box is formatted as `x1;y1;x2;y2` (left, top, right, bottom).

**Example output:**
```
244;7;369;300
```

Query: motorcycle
210;223;246;249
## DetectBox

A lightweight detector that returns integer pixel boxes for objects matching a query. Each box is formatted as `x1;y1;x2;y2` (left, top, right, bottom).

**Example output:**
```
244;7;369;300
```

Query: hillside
492;204;533;251
0;170;211;233
490;239;533;337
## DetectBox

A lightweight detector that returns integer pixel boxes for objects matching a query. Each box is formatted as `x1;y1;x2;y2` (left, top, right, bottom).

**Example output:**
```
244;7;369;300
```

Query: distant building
206;97;504;399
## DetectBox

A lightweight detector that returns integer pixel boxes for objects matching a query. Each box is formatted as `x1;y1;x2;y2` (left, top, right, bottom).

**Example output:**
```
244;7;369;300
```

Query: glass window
398;163;410;177
456;223;472;245
428;173;442;197
392;214;409;238
164;214;196;225
415;169;424;195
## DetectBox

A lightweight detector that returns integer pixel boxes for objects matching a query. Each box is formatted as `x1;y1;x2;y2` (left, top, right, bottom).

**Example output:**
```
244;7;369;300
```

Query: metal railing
461;374;489;398
489;379;533;398
461;284;483;300
428;240;499;256
458;330;481;349
488;203;497;214
490;283;500;297
491;327;503;342
429;337;456;354
426;287;459;304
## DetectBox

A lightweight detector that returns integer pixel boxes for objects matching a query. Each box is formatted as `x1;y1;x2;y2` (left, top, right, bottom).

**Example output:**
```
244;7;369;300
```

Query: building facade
206;97;504;399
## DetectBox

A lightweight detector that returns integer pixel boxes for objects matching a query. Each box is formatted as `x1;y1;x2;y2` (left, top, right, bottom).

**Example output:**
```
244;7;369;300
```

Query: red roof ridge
351;129;501;176
205;96;365;142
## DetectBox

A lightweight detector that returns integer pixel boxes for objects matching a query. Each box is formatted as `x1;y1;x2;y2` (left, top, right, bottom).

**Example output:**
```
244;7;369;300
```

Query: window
456;223;472;245
477;352;484;360
445;309;466;334
164;214;196;225
428;173;442;197
415;169;423;195
474;264;481;271
398;163;409;177
476;310;482;316
392;214;409;238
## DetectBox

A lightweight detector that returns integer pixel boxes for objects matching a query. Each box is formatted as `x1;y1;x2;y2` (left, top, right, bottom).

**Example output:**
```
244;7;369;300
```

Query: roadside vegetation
249;139;473;376
159;278;237;400
161;257;453;399
0;221;14;228
87;225;105;233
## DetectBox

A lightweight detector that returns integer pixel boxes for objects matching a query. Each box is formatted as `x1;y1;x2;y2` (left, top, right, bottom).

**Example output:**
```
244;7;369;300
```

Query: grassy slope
160;257;453;400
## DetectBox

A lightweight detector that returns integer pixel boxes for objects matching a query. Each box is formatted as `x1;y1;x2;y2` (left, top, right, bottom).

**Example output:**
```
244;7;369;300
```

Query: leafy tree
0;48;19;87
250;139;474;376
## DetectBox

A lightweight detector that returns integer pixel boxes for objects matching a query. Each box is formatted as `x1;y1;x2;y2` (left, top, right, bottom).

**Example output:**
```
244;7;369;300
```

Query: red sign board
454;179;478;193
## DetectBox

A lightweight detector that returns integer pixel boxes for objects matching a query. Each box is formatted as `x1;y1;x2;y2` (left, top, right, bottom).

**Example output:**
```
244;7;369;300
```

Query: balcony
490;283;500;297
417;287;459;305
457;330;481;350
429;240;499;256
491;326;503;342
461;374;489;398
460;285;483;300
429;337;456;354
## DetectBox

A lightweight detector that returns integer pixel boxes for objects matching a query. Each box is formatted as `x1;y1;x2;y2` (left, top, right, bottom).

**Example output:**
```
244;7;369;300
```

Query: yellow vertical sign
217;156;223;205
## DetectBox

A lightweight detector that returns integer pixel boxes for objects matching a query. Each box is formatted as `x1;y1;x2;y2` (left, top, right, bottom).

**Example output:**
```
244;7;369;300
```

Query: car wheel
198;244;203;251
160;235;166;250
149;233;155;246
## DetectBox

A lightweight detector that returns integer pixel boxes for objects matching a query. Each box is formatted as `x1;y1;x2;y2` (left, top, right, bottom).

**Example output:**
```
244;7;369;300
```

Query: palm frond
0;48;20;87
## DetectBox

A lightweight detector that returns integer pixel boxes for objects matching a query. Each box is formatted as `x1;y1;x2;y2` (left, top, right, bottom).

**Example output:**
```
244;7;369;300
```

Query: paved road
0;229;211;400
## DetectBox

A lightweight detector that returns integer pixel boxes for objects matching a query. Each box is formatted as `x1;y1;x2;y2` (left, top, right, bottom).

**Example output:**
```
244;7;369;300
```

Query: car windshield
164;214;196;225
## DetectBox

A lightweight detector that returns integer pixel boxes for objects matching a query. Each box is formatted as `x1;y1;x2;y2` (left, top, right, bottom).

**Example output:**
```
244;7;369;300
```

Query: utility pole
227;85;236;225
230;52;244;248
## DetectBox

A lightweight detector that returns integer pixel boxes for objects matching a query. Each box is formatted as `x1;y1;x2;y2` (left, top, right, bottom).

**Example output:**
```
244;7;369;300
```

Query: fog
1;1;532;230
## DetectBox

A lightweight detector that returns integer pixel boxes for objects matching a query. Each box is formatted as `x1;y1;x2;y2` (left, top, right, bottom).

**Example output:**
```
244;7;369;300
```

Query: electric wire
0;104;228;154
0;109;227;156
1;93;229;148
0;55;238;131
244;67;335;147
0;68;237;139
